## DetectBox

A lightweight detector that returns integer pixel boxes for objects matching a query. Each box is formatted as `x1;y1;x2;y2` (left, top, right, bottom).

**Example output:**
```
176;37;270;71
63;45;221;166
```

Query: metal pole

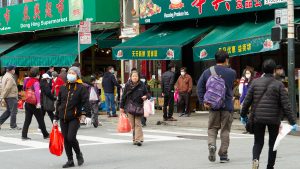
78;31;81;64
298;70;300;123
287;0;296;114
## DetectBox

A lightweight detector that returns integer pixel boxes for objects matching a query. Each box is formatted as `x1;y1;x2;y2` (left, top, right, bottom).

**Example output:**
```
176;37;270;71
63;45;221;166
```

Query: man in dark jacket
197;50;236;163
240;59;298;169
161;63;177;121
102;66;121;117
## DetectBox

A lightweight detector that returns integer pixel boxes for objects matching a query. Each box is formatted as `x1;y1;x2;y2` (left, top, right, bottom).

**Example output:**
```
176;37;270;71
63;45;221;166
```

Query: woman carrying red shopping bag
119;70;149;146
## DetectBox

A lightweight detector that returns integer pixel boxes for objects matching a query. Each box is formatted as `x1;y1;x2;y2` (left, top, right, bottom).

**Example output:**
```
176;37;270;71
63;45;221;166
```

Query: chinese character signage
112;47;181;60
69;0;83;21
139;0;300;24
193;36;280;61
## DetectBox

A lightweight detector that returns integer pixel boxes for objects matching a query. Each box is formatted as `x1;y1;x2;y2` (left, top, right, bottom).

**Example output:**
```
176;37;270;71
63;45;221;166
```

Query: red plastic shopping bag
17;100;24;109
49;125;64;156
117;113;131;133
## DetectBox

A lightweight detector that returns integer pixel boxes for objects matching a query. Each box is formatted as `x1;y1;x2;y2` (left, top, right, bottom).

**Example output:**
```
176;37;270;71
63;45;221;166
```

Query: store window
7;0;19;6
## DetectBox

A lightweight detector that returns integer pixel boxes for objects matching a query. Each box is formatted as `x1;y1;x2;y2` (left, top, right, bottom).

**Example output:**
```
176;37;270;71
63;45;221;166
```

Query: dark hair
131;68;137;72
50;66;54;69
107;66;114;72
168;62;175;70
262;59;276;74
72;62;81;68
90;77;96;83
180;67;187;72
215;50;229;63
29;67;39;77
276;65;283;70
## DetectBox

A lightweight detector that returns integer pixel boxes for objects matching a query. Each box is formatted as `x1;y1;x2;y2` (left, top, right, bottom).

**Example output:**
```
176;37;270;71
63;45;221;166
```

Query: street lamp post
287;0;297;115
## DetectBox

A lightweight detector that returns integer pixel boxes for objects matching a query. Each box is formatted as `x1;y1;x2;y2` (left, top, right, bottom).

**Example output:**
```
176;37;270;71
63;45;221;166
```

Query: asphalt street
0;112;299;169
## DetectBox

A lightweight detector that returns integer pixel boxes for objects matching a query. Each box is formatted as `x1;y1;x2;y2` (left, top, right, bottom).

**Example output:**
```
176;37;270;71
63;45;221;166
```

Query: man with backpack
197;50;236;163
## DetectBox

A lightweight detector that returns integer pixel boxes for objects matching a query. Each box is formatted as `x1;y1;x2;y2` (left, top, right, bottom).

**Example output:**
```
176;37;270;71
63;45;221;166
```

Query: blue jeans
105;93;116;115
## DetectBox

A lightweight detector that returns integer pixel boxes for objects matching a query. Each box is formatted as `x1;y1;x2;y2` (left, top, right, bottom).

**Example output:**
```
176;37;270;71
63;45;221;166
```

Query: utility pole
287;0;296;115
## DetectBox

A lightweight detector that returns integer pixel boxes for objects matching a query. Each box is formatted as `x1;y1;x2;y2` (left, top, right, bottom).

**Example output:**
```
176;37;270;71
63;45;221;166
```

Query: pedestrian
53;66;91;168
175;67;193;117
46;66;55;77
102;66;120;117
40;73;55;123
120;70;149;146
197;50;236;163
87;77;101;128
22;67;49;140
274;65;285;82
0;65;21;130
52;71;65;97
239;67;254;105
59;68;68;83
240;59;298;169
161;63;177;121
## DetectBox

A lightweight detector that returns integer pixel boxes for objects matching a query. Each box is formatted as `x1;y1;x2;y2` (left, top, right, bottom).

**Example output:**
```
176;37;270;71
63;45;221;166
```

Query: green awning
0;32;113;67
112;24;211;60
0;40;20;54
193;20;280;62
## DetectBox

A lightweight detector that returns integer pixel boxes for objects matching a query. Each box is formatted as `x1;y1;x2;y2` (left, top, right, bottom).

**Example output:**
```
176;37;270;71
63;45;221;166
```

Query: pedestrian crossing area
0;127;253;153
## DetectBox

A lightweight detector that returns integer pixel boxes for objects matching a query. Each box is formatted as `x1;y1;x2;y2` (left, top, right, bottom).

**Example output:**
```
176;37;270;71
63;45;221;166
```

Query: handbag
126;100;144;116
246;79;273;134
43;94;55;112
25;88;37;105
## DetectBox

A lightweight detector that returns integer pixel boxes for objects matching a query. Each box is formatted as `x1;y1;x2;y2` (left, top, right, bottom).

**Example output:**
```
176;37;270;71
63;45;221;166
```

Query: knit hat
6;65;16;71
68;66;81;78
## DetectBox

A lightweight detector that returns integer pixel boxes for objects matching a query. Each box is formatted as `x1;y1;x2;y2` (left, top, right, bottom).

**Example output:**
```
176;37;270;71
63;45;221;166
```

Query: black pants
163;92;174;119
253;123;280;169
42;109;54;122
179;92;191;115
60;119;81;160
22;103;49;138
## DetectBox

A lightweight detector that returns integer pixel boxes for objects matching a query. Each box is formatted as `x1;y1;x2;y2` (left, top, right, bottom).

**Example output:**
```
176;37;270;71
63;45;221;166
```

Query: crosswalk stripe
0;136;48;148
111;133;186;141
77;135;129;144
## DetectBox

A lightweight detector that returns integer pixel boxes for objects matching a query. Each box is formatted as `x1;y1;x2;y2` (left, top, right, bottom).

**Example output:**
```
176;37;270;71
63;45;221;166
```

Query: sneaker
252;159;259;169
220;157;230;163
62;160;75;168
136;141;142;146
179;113;185;117
167;117;178;121
208;145;216;162
10;126;22;130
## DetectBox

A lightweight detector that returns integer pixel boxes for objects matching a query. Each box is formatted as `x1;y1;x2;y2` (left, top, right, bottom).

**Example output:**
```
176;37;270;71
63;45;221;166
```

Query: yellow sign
132;50;158;58
219;43;252;54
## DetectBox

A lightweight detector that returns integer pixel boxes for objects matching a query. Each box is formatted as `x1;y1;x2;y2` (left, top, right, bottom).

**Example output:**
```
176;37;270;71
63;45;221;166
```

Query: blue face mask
67;74;77;83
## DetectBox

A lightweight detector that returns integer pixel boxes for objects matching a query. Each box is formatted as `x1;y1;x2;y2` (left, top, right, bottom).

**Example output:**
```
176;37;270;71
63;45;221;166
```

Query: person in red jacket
52;71;64;97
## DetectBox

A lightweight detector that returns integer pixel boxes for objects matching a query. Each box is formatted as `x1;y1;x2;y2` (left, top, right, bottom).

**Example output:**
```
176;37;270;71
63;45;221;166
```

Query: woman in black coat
120;70;148;146
40;73;55;123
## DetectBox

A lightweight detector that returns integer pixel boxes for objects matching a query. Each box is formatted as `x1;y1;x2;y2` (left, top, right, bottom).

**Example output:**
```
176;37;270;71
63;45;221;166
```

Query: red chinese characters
33;3;41;20
23;5;30;22
236;0;243;9
191;0;206;14
212;0;230;11
56;0;64;18
4;8;10;25
45;2;53;18
245;0;253;9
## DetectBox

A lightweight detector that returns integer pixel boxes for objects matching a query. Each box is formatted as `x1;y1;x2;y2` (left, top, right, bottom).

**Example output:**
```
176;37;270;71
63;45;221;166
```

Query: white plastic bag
144;99;155;117
273;123;292;151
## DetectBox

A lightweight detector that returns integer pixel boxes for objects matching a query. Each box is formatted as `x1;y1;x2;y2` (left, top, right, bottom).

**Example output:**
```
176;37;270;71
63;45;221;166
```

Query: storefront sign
69;0;83;21
193;36;280;61
139;0;299;24
79;21;91;32
0;0;95;35
275;8;287;25
265;0;287;5
113;47;181;60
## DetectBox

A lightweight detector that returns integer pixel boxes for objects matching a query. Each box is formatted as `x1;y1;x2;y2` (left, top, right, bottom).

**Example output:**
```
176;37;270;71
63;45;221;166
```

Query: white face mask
245;74;251;79
67;74;77;83
140;79;146;83
181;72;185;76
